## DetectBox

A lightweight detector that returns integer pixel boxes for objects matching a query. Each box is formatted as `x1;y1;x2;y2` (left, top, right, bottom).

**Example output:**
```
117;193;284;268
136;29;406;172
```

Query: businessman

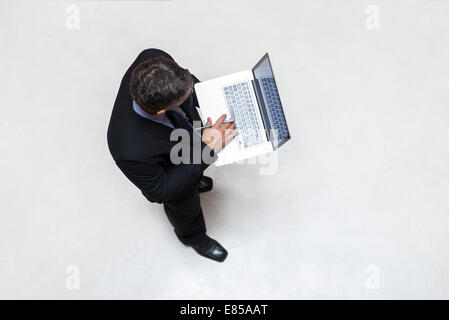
107;49;237;262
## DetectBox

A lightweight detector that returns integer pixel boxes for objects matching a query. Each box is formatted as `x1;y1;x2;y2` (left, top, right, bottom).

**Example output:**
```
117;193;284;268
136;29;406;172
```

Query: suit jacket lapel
148;120;174;140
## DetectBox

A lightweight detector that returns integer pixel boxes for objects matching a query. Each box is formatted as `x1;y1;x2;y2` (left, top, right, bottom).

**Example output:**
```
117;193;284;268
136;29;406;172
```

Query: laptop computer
195;53;290;166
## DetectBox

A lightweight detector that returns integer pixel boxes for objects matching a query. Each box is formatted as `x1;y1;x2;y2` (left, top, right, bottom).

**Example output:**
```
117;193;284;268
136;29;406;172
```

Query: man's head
130;57;194;115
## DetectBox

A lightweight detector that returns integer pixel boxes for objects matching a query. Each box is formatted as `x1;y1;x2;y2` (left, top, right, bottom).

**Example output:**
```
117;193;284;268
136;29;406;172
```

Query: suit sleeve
117;143;217;203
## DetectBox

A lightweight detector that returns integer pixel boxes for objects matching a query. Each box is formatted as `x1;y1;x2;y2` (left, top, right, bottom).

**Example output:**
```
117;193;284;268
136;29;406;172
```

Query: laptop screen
252;53;290;149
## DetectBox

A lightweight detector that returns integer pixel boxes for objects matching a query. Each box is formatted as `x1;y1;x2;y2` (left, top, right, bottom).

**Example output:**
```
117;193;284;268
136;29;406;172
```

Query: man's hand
201;114;238;152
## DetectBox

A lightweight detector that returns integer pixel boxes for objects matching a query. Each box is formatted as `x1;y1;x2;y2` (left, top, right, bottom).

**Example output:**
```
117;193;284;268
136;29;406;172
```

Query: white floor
1;0;449;299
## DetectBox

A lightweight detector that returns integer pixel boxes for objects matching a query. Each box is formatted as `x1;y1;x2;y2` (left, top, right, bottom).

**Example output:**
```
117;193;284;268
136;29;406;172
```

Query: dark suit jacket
107;49;217;203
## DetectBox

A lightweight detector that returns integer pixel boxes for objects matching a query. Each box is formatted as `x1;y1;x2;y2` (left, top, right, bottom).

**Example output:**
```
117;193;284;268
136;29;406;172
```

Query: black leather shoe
190;235;228;262
197;176;213;193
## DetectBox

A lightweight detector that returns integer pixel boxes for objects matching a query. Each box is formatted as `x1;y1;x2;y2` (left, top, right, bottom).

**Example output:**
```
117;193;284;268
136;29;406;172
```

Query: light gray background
1;0;448;299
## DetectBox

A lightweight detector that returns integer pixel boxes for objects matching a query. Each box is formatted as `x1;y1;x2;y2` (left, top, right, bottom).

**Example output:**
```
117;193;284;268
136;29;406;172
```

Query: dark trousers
163;184;206;245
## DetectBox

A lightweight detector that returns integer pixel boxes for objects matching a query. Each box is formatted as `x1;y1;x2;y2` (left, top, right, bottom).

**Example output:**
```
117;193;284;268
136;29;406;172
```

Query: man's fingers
213;114;228;128
223;121;236;130
224;127;237;137
224;128;238;139
224;129;238;145
205;117;212;126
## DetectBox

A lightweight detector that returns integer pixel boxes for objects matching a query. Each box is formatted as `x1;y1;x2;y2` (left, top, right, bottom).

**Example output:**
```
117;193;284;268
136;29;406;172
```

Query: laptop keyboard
260;77;289;141
223;81;263;148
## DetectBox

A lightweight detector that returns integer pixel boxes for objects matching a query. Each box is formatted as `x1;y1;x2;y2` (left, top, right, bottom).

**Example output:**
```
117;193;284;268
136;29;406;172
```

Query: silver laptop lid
252;53;290;150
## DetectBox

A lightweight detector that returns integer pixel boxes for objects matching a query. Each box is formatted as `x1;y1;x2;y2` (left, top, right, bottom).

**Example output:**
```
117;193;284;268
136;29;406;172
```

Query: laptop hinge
251;79;272;143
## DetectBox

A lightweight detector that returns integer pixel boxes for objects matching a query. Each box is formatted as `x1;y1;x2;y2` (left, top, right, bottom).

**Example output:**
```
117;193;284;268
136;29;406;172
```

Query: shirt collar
132;100;154;120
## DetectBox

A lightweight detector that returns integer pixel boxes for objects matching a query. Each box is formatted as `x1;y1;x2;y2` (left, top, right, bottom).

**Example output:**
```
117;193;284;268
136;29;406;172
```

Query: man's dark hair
130;57;193;114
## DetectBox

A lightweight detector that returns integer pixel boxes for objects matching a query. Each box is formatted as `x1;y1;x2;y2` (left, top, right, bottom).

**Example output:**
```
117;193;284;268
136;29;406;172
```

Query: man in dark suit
107;48;237;262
